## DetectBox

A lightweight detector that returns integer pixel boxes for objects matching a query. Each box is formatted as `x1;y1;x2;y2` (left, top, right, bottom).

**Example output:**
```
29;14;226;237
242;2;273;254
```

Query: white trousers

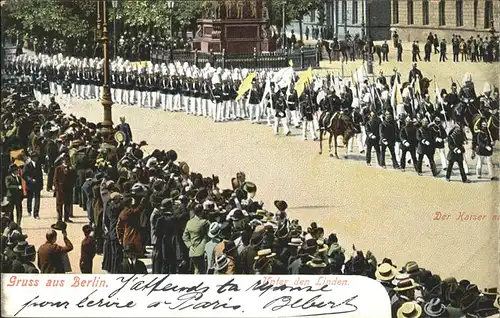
62;93;71;106
436;148;447;169
173;94;181;111
348;133;364;153
224;100;235;119
302;120;317;140
213;102;222;122
274;117;290;135
476;155;494;178
248;103;260;123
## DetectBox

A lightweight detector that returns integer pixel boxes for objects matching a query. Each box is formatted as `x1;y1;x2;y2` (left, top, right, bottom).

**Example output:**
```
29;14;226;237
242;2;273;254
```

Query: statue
226;0;236;18
249;0;257;18
262;1;269;20
236;0;244;19
196;25;202;37
212;0;221;19
261;25;268;39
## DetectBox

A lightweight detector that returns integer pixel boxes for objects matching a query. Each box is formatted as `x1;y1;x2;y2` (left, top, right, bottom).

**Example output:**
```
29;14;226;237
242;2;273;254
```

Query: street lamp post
366;0;373;74
361;0;366;40
112;0;118;59
98;0;114;137
167;1;175;41
282;0;286;51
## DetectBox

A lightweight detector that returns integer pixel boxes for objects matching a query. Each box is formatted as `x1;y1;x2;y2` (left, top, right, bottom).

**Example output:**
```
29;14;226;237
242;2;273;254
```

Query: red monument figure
194;0;277;53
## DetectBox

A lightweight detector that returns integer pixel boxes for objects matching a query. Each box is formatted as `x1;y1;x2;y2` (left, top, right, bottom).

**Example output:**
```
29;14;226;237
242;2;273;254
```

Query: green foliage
317;2;325;26
269;0;326;28
4;0;97;39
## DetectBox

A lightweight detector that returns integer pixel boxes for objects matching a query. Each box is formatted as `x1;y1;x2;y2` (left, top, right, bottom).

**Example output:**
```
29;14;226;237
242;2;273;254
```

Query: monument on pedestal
194;0;277;53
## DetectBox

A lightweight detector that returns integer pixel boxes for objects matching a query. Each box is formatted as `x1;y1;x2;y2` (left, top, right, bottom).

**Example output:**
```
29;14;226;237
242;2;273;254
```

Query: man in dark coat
22;151;43;219
53;156;76;222
37;229;73;273
475;121;497;180
20;244;39;273
379;111;400;169
416;118;439;177
119;244;148;274
103;192;125;273
5;164;24;226
80;224;96;273
445;124;470;183
152;198;178;274
365;112;381;166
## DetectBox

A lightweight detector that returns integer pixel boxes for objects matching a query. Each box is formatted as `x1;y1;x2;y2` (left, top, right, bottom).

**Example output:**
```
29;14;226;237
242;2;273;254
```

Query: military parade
2;0;500;317
5;52;499;182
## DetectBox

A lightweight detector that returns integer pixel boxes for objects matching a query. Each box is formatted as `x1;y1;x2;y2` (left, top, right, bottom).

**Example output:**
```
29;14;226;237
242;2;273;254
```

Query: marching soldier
40;74;51;105
348;106;364;153
379;111;400;169
299;88;317;141
248;79;262;124
221;74;231;121
416;118;439;177
172;71;182;112
429;117;448;170
273;84;290;136
287;85;300;128
418;94;435;122
62;75;72;107
365;112;382;166
160;71;169;111
211;75;223;123
200;74;210;117
399;117;419;172
475;121;498;180
181;71;191;113
479;82;495;119
445;124;470;183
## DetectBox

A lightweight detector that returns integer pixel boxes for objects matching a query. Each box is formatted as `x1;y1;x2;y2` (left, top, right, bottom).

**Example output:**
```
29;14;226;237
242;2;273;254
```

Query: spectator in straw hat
397;301;422;318
376;263;398;292
240;231;263;274
214;254;230;274
204;222;222;274
304;253;327;274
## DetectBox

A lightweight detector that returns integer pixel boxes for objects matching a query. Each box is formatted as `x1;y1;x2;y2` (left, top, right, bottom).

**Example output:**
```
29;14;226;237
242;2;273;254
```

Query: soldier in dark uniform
408;63;423;84
137;70;147;107
348;106;364;153
445;124;470;183
229;79;238;119
172;73;182;112
62;75;72;107
273;86;290;136
399;116;419;172
418;94;435;122
430;117;448;170
248;79;262;123
221;78;231;121
193;76;203;117
381;41;389;62
479;83;495;120
300;88;317;140
211;79;223;123
365;112;381;166
416;118;439;177
287;85;300;128
40;75;51;105
200;76;210;117
160;72;169;111
475;121;497;180
181;74;191;114
379;111;400;169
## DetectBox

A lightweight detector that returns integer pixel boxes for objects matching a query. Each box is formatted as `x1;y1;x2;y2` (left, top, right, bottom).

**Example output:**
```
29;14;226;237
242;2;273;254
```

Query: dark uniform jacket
429;123;447;149
379;119;398;146
22;160;43;192
417;125;435;155
475;130;493;156
365;118;381;144
446;126;467;161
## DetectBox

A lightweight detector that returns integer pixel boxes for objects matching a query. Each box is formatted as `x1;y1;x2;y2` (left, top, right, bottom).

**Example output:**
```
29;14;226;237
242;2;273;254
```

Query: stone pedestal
194;0;277;53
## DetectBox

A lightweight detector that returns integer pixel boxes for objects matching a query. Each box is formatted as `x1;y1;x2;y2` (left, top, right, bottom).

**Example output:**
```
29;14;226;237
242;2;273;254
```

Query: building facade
391;0;500;42
290;0;391;41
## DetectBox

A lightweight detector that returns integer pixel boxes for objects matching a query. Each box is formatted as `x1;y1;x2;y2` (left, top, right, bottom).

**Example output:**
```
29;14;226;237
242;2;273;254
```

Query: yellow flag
295;67;312;97
236;72;256;101
395;81;403;105
288;59;293;67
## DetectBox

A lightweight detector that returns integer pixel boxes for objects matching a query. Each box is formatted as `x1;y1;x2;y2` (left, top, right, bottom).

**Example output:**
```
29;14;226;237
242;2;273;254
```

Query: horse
451;97;480;129
401;77;432;97
318;111;357;158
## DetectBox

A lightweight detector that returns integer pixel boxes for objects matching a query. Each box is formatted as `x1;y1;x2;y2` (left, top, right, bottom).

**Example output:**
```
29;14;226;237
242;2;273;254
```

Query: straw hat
306;255;327;268
375;263;398;282
254;249;276;260
397;302;422;318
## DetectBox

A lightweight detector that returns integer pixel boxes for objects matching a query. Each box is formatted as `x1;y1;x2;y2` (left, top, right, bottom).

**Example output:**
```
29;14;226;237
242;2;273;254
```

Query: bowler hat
13;240;28;254
423;298;447;317
22;245;36;258
274;200;288;211
51;220;67;231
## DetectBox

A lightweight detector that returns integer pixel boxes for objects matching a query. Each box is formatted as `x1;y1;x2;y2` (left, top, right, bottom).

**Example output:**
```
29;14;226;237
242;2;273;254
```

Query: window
485;0;493;29
352;0;358;24
456;0;463;26
310;9;316;23
407;0;414;25
422;0;429;25
474;0;478;27
393;0;399;24
341;0;347;23
439;0;445;26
